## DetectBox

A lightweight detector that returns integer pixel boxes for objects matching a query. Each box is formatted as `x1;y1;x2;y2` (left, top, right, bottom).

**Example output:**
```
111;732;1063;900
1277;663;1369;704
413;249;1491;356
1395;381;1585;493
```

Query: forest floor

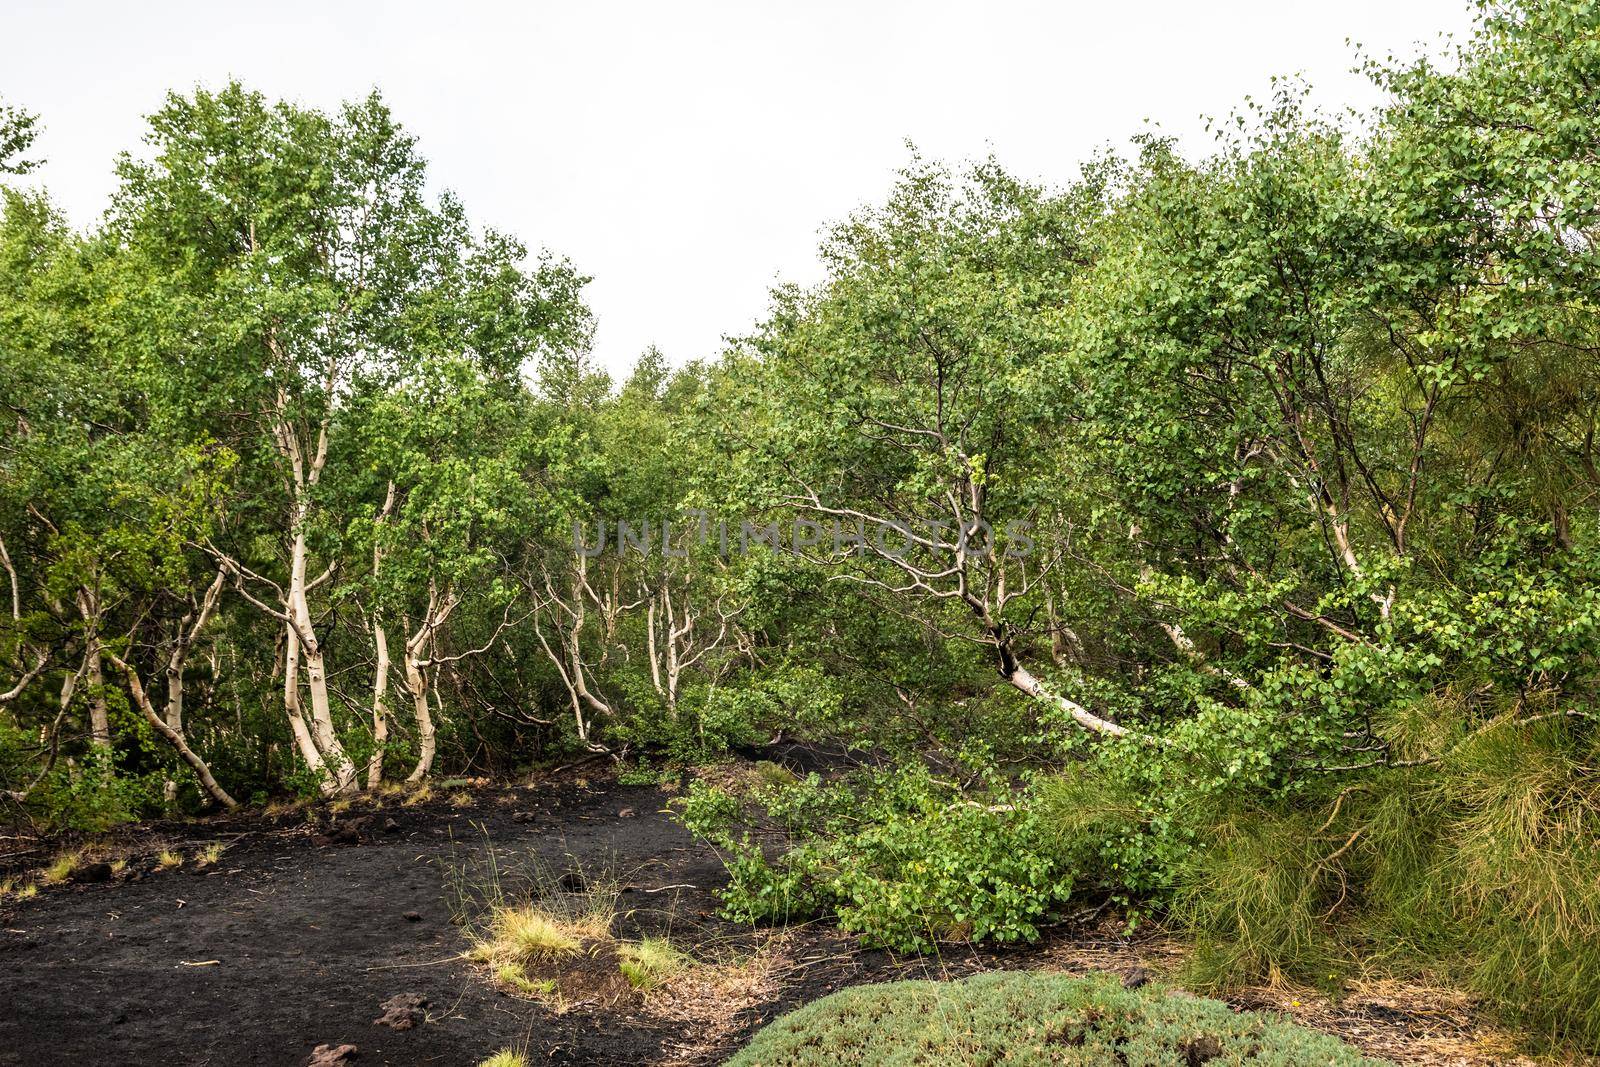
0;748;1544;1067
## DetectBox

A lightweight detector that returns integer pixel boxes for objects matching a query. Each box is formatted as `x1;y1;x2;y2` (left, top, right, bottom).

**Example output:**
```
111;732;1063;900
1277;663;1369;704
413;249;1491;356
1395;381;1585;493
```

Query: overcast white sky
6;1;1473;375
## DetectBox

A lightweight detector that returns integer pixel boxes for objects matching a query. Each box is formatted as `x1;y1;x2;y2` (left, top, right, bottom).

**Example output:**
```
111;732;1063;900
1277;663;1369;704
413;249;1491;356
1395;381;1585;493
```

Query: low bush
675;765;1072;952
727;970;1387;1065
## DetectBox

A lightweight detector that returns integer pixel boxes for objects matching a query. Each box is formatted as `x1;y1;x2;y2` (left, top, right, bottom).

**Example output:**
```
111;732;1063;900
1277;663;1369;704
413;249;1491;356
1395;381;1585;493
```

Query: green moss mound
728;971;1388;1066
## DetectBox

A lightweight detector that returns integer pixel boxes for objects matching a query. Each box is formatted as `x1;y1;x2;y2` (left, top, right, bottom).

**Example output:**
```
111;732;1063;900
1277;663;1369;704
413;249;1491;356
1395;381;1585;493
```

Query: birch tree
110;84;589;794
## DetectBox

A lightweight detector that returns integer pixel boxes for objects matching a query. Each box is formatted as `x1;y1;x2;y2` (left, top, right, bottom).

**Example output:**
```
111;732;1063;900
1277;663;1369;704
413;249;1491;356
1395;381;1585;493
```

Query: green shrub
717;843;824;927
676;765;1071;951
826;800;1067;949
24;749;156;830
673;778;745;847
727;970;1388;1066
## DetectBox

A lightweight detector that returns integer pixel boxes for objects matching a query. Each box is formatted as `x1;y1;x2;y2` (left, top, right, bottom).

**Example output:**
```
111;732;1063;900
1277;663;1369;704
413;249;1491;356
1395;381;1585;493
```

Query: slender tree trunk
165;658;185;733
1045;590;1081;667
301;642;353;789
369;619;390;789
397;577;467;781
85;645;111;750
108;651;237;809
5;663;81;803
988;626;1138;740
1003;662;1132;738
366;481;396;789
261;362;355;794
403;647;434;782
533;560;611;749
165;569;226;732
287;524;356;794
282;622;331;788
74;588;112;751
663;585;681;716
647;598;663;696
0;536;50;707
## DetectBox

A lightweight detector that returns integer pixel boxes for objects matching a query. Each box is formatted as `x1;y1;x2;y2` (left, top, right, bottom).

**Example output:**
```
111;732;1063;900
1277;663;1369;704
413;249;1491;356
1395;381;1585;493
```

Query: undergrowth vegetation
728;971;1389;1065
1175;721;1600;1049
676;766;1071;952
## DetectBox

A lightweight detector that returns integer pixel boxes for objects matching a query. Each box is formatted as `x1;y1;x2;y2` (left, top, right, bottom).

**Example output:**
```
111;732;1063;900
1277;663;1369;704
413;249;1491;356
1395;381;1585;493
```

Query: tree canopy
4;0;1600;1053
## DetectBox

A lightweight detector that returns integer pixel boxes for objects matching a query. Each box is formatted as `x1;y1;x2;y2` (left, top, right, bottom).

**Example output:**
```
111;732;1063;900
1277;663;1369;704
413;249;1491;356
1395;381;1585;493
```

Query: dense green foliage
727;971;1388;1066
676;767;1069;952
5;0;1600;1054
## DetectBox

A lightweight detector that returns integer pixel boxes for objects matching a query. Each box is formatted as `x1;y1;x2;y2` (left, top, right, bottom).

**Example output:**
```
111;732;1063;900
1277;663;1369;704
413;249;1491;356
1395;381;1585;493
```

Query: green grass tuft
495;961;557;998
618;937;689;990
1174;716;1600;1053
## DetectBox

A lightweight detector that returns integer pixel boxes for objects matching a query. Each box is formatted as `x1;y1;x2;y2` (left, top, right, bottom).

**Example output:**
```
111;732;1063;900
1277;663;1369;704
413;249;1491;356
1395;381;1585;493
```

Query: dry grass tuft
471;906;584;962
1232;975;1540;1067
156;849;183;870
40;849;81;884
264;798;303;818
477;1051;529;1067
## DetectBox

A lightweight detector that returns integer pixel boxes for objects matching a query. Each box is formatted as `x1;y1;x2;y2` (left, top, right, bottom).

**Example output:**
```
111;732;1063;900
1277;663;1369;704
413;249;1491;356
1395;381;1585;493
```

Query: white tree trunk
282;623;332;791
75;589;112;751
85;646;111;750
368;620;390;788
403;647;434;782
165;569;226;732
366;481;396;790
287;524;356;794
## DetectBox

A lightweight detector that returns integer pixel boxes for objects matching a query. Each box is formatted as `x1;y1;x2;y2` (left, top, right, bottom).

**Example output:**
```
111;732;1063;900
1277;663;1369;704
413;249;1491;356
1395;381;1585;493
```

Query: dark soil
0;757;1048;1067
0;753;1526;1066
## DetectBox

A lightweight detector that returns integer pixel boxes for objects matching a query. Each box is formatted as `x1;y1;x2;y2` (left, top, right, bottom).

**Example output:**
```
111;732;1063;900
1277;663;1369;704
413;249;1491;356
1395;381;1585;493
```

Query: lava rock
72;862;113;883
401;911;422;922
315;823;363;847
1120;966;1150;989
372;992;429;1030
